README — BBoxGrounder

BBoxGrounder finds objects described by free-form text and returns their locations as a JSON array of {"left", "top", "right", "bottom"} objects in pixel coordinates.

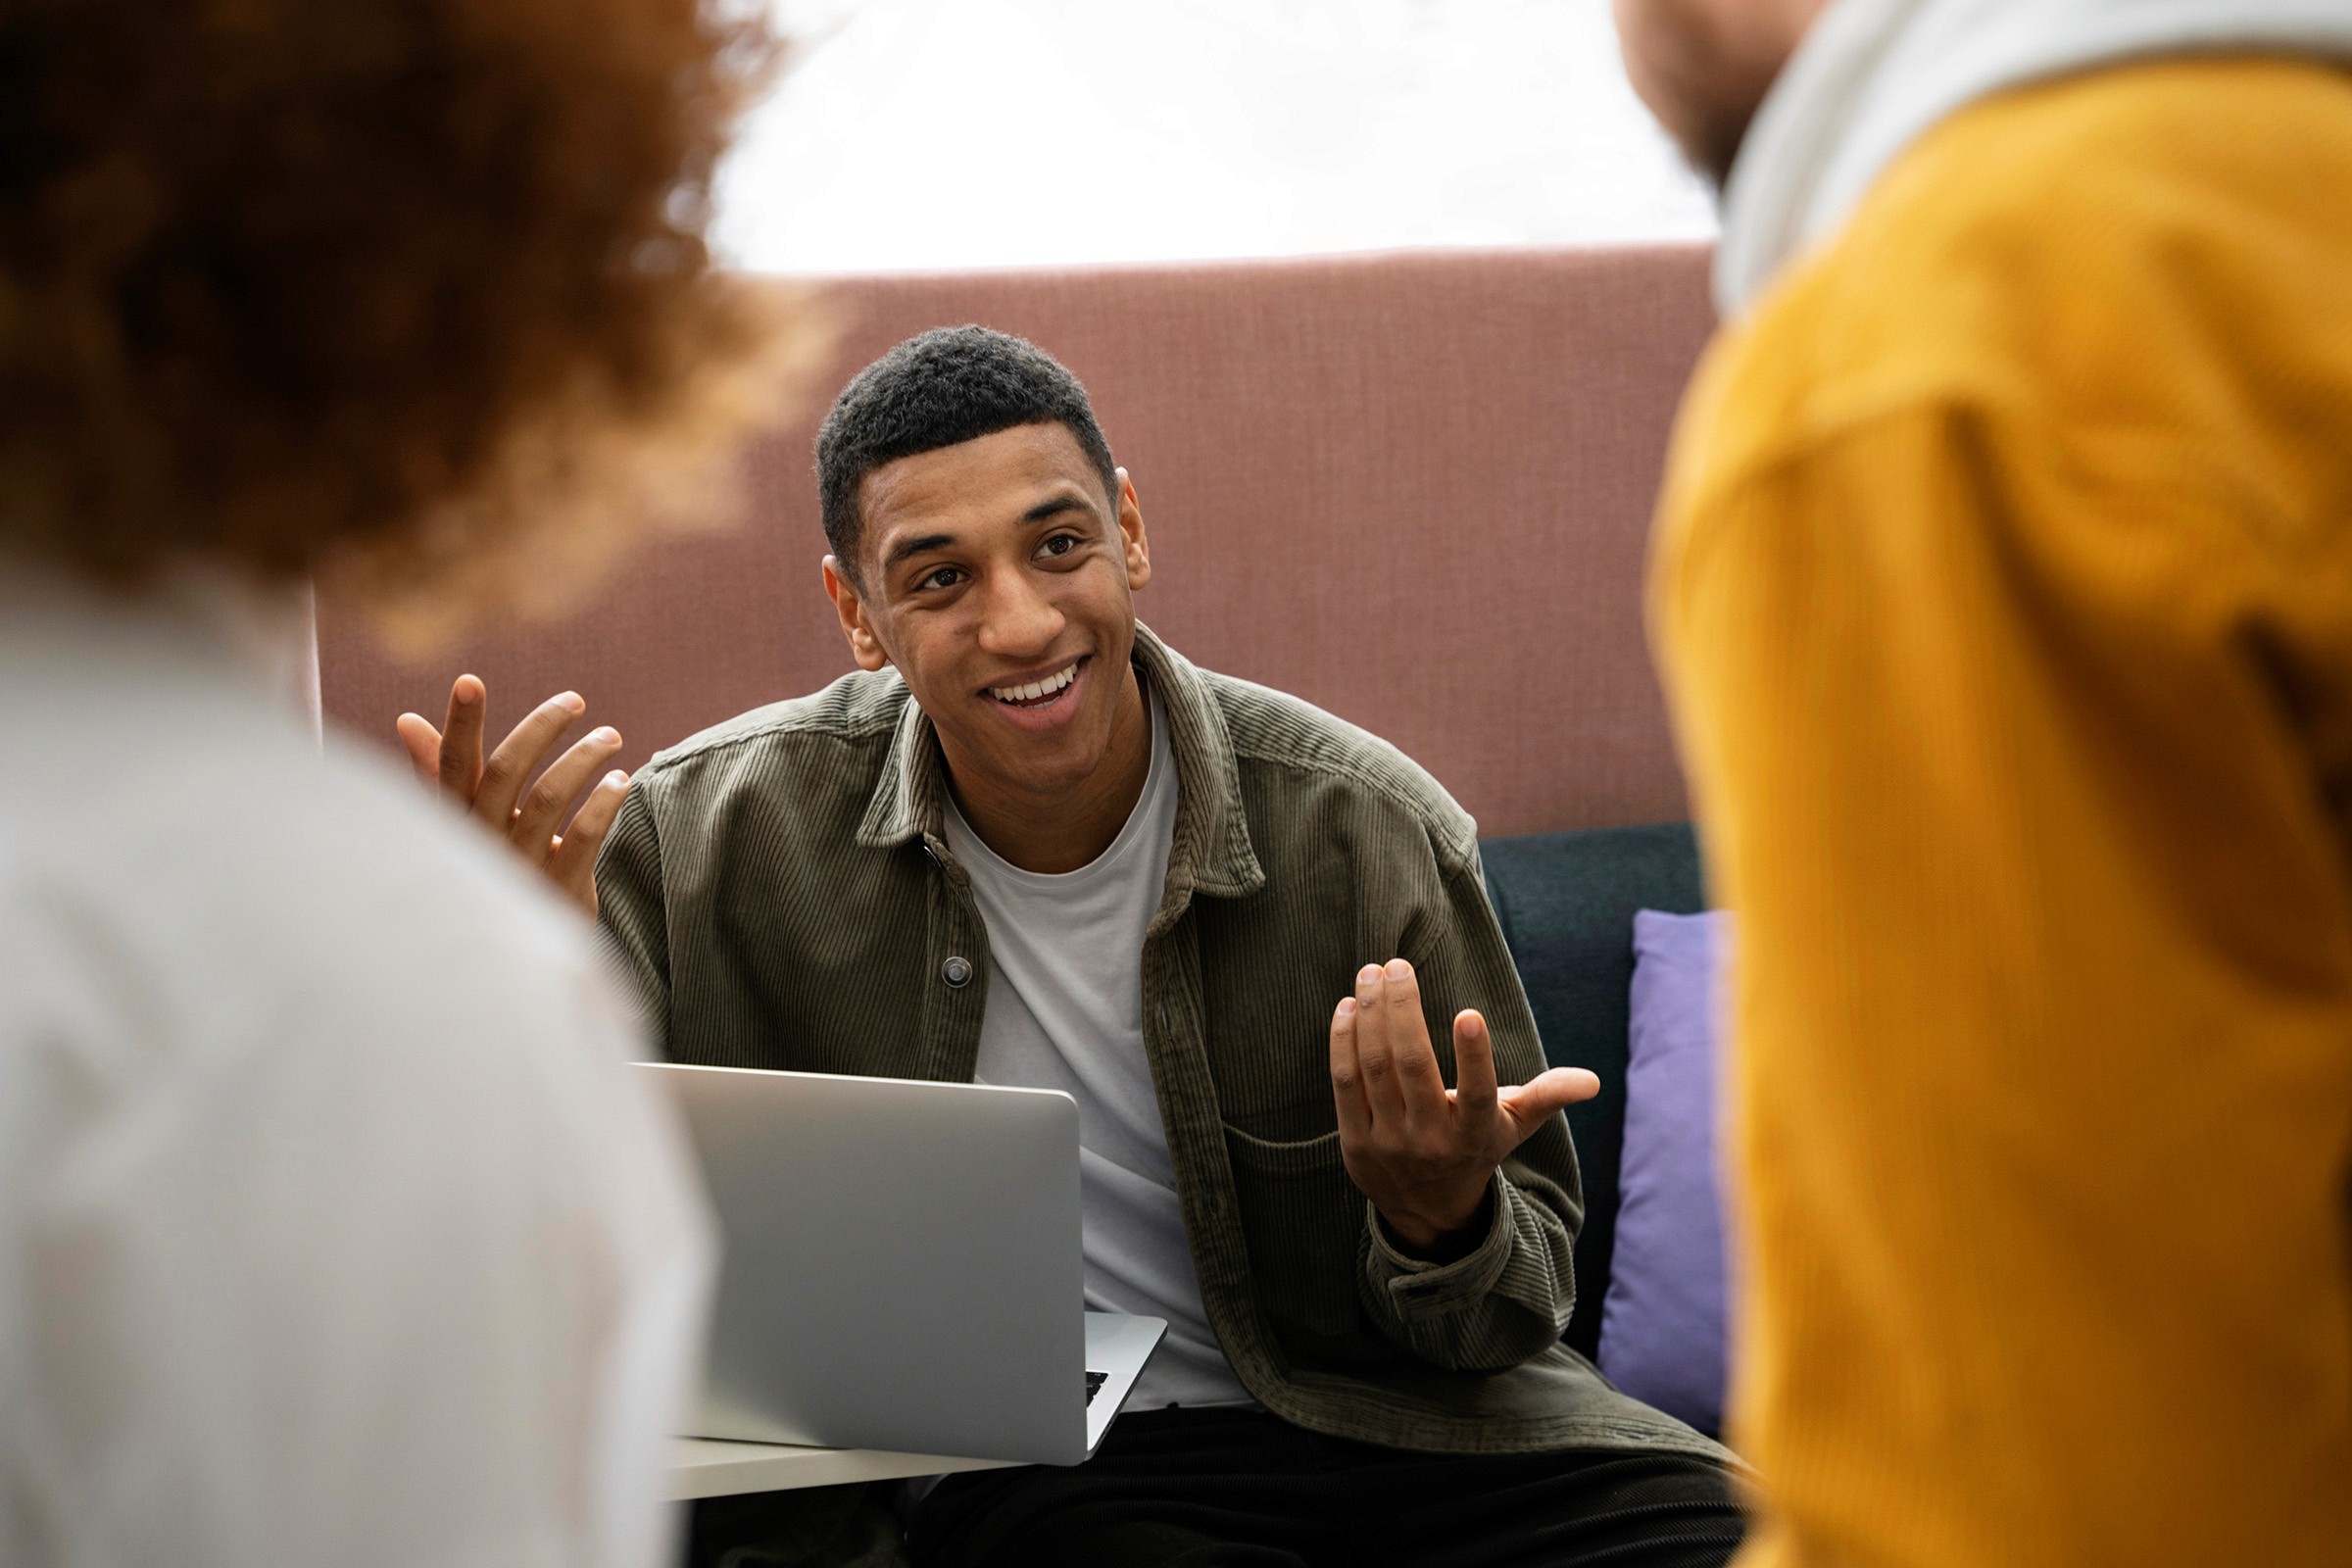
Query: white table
[{"left": 665, "top": 1438, "right": 1017, "bottom": 1501}]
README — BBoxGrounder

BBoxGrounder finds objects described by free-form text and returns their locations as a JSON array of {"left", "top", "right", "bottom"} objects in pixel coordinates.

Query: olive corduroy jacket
[{"left": 598, "top": 624, "right": 1721, "bottom": 1460}]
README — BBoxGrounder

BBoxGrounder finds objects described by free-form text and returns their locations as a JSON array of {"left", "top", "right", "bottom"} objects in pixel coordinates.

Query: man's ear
[
  {"left": 822, "top": 556, "right": 893, "bottom": 673},
  {"left": 1115, "top": 468, "right": 1151, "bottom": 593}
]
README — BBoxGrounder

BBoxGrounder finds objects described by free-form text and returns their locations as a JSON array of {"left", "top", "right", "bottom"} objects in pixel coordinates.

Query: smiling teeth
[{"left": 990, "top": 662, "right": 1078, "bottom": 704}]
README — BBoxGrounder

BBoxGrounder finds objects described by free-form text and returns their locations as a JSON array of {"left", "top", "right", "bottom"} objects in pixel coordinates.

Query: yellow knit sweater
[{"left": 1650, "top": 58, "right": 2352, "bottom": 1568}]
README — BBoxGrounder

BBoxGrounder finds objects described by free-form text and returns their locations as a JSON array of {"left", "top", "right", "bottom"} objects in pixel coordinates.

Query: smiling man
[{"left": 409, "top": 327, "right": 1742, "bottom": 1567}]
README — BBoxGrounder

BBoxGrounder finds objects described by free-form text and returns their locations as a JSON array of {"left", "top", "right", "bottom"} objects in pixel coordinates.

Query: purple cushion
[{"left": 1597, "top": 908, "right": 1733, "bottom": 1437}]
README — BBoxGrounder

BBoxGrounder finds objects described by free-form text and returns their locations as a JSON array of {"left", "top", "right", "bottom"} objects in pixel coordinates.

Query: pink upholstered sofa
[
  {"left": 318, "top": 244, "right": 1716, "bottom": 840},
  {"left": 316, "top": 243, "right": 1721, "bottom": 1369}
]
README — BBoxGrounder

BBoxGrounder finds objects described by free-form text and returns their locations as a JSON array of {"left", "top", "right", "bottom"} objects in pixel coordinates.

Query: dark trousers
[{"left": 907, "top": 1407, "right": 1746, "bottom": 1568}]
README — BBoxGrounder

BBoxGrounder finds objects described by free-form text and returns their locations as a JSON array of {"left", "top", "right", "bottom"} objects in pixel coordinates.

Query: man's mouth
[{"left": 986, "top": 659, "right": 1081, "bottom": 709}]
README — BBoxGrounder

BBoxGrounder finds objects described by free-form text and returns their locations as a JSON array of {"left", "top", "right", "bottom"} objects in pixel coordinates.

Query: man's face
[
  {"left": 824, "top": 420, "right": 1151, "bottom": 806},
  {"left": 1612, "top": 0, "right": 1823, "bottom": 188}
]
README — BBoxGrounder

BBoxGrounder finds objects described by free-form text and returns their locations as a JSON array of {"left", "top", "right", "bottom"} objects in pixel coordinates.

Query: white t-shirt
[
  {"left": 0, "top": 563, "right": 712, "bottom": 1568},
  {"left": 944, "top": 686, "right": 1253, "bottom": 1409}
]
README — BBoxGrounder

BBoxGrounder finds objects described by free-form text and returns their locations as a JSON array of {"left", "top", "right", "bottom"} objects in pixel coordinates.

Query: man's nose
[{"left": 975, "top": 568, "right": 1065, "bottom": 656}]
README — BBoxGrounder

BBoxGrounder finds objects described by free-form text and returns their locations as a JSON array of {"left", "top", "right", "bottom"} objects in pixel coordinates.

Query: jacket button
[{"left": 941, "top": 956, "right": 973, "bottom": 989}]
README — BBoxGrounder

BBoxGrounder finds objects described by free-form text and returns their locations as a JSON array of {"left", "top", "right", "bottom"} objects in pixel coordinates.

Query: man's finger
[
  {"left": 1353, "top": 963, "right": 1407, "bottom": 1125},
  {"left": 474, "top": 691, "right": 586, "bottom": 830},
  {"left": 1379, "top": 958, "right": 1448, "bottom": 1129},
  {"left": 393, "top": 712, "right": 442, "bottom": 787},
  {"left": 548, "top": 769, "right": 628, "bottom": 919},
  {"left": 439, "top": 674, "right": 488, "bottom": 802},
  {"left": 1329, "top": 996, "right": 1374, "bottom": 1144},
  {"left": 1495, "top": 1067, "right": 1603, "bottom": 1143},
  {"left": 1452, "top": 1008, "right": 1500, "bottom": 1122},
  {"left": 511, "top": 727, "right": 623, "bottom": 859}
]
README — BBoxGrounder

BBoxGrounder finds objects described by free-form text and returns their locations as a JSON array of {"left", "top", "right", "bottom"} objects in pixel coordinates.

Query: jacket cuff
[{"left": 1361, "top": 1172, "right": 1513, "bottom": 1322}]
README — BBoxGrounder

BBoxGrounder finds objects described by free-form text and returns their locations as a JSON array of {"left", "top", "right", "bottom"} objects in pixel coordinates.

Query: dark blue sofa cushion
[{"left": 1479, "top": 821, "right": 1704, "bottom": 1358}]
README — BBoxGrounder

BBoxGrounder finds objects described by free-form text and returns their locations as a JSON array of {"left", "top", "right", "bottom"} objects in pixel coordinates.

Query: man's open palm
[
  {"left": 395, "top": 674, "right": 629, "bottom": 918},
  {"left": 1329, "top": 958, "right": 1598, "bottom": 1257}
]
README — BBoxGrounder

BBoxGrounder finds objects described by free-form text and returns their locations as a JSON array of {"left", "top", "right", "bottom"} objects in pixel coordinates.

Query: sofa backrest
[
  {"left": 318, "top": 244, "right": 1716, "bottom": 839},
  {"left": 1483, "top": 822, "right": 1706, "bottom": 1358}
]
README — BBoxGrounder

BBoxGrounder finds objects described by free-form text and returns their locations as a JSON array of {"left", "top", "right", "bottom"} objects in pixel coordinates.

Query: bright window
[{"left": 714, "top": 0, "right": 1715, "bottom": 274}]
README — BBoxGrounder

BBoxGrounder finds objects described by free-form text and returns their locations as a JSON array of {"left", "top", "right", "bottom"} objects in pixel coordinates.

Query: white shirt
[
  {"left": 944, "top": 687, "right": 1253, "bottom": 1409},
  {"left": 0, "top": 563, "right": 713, "bottom": 1568}
]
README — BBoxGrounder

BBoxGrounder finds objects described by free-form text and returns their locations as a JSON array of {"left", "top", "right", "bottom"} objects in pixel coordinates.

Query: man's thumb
[{"left": 1497, "top": 1067, "right": 1600, "bottom": 1136}]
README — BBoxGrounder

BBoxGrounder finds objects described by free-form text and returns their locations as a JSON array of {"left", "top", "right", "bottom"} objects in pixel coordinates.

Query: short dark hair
[{"left": 815, "top": 325, "right": 1119, "bottom": 579}]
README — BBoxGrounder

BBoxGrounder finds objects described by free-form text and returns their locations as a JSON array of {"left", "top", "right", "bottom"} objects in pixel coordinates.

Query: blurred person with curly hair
[{"left": 0, "top": 1, "right": 814, "bottom": 1564}]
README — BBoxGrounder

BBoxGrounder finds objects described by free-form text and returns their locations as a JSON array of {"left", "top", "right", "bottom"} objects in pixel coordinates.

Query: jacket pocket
[{"left": 1220, "top": 1125, "right": 1374, "bottom": 1348}]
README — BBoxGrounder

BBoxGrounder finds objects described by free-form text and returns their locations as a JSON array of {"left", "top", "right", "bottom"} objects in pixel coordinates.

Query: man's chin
[
  {"left": 1616, "top": 1, "right": 1783, "bottom": 193},
  {"left": 931, "top": 697, "right": 1107, "bottom": 798},
  {"left": 1684, "top": 107, "right": 1751, "bottom": 194},
  {"left": 962, "top": 735, "right": 1106, "bottom": 806}
]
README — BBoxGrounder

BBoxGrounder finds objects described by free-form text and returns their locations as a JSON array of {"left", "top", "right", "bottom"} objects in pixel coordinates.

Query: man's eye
[
  {"left": 1039, "top": 534, "right": 1078, "bottom": 559},
  {"left": 918, "top": 565, "right": 962, "bottom": 590}
]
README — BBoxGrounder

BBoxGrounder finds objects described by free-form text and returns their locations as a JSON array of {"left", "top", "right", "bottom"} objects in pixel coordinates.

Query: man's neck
[{"left": 944, "top": 662, "right": 1152, "bottom": 875}]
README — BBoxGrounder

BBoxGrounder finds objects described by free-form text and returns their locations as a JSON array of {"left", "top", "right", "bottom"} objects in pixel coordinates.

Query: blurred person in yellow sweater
[{"left": 1612, "top": 1, "right": 2352, "bottom": 1565}]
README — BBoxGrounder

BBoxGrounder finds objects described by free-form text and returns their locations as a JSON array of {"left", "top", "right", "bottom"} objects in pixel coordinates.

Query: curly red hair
[{"left": 0, "top": 0, "right": 815, "bottom": 627}]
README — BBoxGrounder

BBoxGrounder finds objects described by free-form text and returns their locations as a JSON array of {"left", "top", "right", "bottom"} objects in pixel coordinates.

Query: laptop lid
[{"left": 644, "top": 1062, "right": 1105, "bottom": 1464}]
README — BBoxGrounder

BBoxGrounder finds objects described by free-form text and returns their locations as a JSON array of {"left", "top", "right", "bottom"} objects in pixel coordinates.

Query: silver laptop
[{"left": 641, "top": 1062, "right": 1165, "bottom": 1465}]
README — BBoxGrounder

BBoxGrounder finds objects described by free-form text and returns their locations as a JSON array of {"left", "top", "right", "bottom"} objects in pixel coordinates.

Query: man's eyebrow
[
  {"left": 881, "top": 531, "right": 957, "bottom": 570},
  {"left": 1023, "top": 494, "right": 1094, "bottom": 524}
]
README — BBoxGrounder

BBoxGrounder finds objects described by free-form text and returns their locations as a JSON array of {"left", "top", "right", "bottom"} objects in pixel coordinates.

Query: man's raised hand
[
  {"left": 394, "top": 674, "right": 629, "bottom": 918},
  {"left": 1329, "top": 958, "right": 1600, "bottom": 1259}
]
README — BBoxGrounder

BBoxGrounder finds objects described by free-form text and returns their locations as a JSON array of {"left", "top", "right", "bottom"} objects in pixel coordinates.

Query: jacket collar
[
  {"left": 855, "top": 621, "right": 1264, "bottom": 900},
  {"left": 1715, "top": 0, "right": 2352, "bottom": 315}
]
